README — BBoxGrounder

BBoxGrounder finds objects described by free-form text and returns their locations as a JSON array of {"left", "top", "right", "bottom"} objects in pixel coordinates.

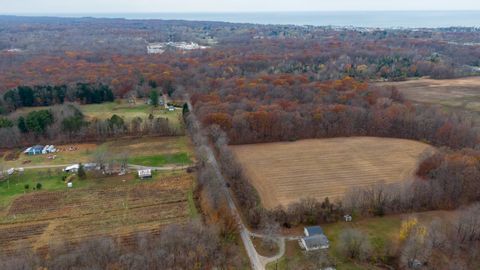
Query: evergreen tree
[
  {"left": 150, "top": 90, "right": 159, "bottom": 107},
  {"left": 77, "top": 163, "right": 87, "bottom": 179}
]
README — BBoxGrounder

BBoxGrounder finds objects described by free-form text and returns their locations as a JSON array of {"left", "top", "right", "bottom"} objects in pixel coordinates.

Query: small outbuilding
[
  {"left": 138, "top": 169, "right": 152, "bottom": 179},
  {"left": 64, "top": 164, "right": 80, "bottom": 173}
]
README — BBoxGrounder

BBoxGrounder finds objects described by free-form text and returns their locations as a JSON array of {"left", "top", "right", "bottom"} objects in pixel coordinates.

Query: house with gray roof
[
  {"left": 304, "top": 226, "right": 324, "bottom": 237},
  {"left": 301, "top": 234, "right": 330, "bottom": 251},
  {"left": 300, "top": 225, "right": 330, "bottom": 251}
]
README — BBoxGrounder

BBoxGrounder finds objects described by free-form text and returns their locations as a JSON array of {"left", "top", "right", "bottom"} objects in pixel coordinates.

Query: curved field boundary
[{"left": 231, "top": 137, "right": 432, "bottom": 209}]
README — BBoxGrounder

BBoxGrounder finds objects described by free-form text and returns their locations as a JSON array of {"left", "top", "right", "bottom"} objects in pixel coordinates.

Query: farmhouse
[
  {"left": 300, "top": 226, "right": 330, "bottom": 251},
  {"left": 301, "top": 234, "right": 330, "bottom": 251},
  {"left": 138, "top": 169, "right": 152, "bottom": 179}
]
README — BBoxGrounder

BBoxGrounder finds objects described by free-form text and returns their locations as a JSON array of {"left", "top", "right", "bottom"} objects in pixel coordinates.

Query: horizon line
[{"left": 2, "top": 10, "right": 480, "bottom": 15}]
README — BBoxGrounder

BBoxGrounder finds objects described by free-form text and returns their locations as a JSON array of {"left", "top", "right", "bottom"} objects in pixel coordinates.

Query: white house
[
  {"left": 300, "top": 234, "right": 330, "bottom": 251},
  {"left": 300, "top": 226, "right": 330, "bottom": 251}
]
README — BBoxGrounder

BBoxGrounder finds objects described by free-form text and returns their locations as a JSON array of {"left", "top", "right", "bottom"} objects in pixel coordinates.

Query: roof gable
[{"left": 303, "top": 234, "right": 329, "bottom": 248}]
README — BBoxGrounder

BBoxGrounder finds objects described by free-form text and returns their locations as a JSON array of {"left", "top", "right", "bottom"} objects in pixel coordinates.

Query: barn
[{"left": 24, "top": 145, "right": 44, "bottom": 155}]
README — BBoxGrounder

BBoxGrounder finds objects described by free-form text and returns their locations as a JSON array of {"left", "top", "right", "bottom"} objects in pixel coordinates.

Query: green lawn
[
  {"left": 268, "top": 212, "right": 451, "bottom": 270},
  {"left": 0, "top": 169, "right": 90, "bottom": 208},
  {"left": 80, "top": 101, "right": 183, "bottom": 127},
  {"left": 128, "top": 152, "right": 192, "bottom": 167},
  {"left": 323, "top": 215, "right": 403, "bottom": 270}
]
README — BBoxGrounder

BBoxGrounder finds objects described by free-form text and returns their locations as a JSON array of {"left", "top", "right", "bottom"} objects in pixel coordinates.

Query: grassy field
[
  {"left": 0, "top": 169, "right": 196, "bottom": 255},
  {"left": 80, "top": 100, "right": 182, "bottom": 123},
  {"left": 267, "top": 211, "right": 454, "bottom": 270},
  {"left": 129, "top": 152, "right": 192, "bottom": 167},
  {"left": 231, "top": 137, "right": 431, "bottom": 209},
  {"left": 14, "top": 99, "right": 183, "bottom": 128},
  {"left": 377, "top": 77, "right": 480, "bottom": 112},
  {"left": 1, "top": 136, "right": 193, "bottom": 168}
]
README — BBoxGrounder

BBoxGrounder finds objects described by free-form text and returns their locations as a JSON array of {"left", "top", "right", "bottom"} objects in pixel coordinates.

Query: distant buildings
[
  {"left": 300, "top": 226, "right": 330, "bottom": 251},
  {"left": 147, "top": 42, "right": 209, "bottom": 54}
]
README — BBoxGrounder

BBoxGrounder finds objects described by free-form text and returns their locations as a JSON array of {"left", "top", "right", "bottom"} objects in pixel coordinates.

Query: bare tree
[
  {"left": 338, "top": 228, "right": 371, "bottom": 261},
  {"left": 92, "top": 146, "right": 109, "bottom": 172}
]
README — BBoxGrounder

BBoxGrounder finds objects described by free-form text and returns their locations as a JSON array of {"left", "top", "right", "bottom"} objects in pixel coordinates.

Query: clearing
[
  {"left": 231, "top": 137, "right": 431, "bottom": 209},
  {"left": 377, "top": 77, "right": 480, "bottom": 112},
  {"left": 13, "top": 99, "right": 184, "bottom": 128}
]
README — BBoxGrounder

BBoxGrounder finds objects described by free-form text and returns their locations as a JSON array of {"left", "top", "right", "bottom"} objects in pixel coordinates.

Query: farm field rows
[
  {"left": 377, "top": 77, "right": 480, "bottom": 112},
  {"left": 0, "top": 172, "right": 194, "bottom": 255},
  {"left": 232, "top": 137, "right": 431, "bottom": 209}
]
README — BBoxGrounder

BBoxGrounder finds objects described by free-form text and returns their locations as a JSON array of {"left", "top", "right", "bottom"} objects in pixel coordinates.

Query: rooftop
[{"left": 305, "top": 226, "right": 324, "bottom": 236}]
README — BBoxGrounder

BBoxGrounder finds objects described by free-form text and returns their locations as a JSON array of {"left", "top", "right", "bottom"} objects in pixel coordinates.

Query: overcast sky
[{"left": 0, "top": 0, "right": 479, "bottom": 13}]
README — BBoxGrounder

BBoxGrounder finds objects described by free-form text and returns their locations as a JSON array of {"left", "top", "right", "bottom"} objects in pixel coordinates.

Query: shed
[
  {"left": 300, "top": 234, "right": 330, "bottom": 251},
  {"left": 304, "top": 226, "right": 324, "bottom": 237},
  {"left": 138, "top": 169, "right": 152, "bottom": 179}
]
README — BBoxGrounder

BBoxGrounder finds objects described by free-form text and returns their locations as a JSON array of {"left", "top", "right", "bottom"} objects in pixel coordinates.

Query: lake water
[{"left": 9, "top": 11, "right": 480, "bottom": 28}]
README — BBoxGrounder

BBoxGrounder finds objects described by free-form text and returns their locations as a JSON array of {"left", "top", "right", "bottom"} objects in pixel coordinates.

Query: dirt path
[{"left": 15, "top": 164, "right": 191, "bottom": 171}]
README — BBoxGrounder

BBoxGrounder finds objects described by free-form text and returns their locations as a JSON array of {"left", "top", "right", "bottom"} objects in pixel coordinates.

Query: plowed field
[{"left": 232, "top": 137, "right": 431, "bottom": 209}]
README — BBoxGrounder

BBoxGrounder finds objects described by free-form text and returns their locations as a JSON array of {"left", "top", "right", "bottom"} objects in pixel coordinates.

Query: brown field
[
  {"left": 377, "top": 76, "right": 480, "bottom": 112},
  {"left": 232, "top": 137, "right": 431, "bottom": 209},
  {"left": 0, "top": 173, "right": 193, "bottom": 255}
]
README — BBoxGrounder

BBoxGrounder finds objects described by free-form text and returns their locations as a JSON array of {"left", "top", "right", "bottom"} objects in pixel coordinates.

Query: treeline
[
  {"left": 194, "top": 76, "right": 479, "bottom": 150},
  {"left": 0, "top": 104, "right": 182, "bottom": 148},
  {"left": 0, "top": 221, "right": 246, "bottom": 270},
  {"left": 2, "top": 83, "right": 114, "bottom": 112},
  {"left": 340, "top": 148, "right": 480, "bottom": 218}
]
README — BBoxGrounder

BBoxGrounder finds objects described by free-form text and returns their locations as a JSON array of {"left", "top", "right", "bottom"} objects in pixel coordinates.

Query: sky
[{"left": 0, "top": 0, "right": 479, "bottom": 14}]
